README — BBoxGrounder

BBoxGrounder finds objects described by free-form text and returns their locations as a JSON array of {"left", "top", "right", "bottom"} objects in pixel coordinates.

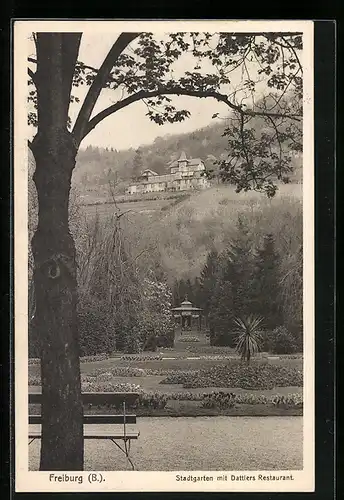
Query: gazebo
[{"left": 171, "top": 296, "right": 202, "bottom": 332}]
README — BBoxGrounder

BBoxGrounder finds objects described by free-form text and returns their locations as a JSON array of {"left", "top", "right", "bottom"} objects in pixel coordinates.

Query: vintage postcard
[{"left": 14, "top": 19, "right": 314, "bottom": 492}]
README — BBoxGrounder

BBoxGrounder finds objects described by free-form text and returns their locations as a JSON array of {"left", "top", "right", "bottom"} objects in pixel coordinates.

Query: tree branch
[
  {"left": 73, "top": 32, "right": 141, "bottom": 144},
  {"left": 82, "top": 86, "right": 302, "bottom": 141},
  {"left": 280, "top": 36, "right": 303, "bottom": 74},
  {"left": 29, "top": 56, "right": 99, "bottom": 74}
]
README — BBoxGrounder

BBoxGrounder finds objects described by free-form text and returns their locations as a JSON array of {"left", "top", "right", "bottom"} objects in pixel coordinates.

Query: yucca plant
[{"left": 233, "top": 315, "right": 264, "bottom": 364}]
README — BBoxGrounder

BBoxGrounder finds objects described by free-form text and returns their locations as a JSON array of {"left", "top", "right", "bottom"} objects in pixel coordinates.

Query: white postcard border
[{"left": 14, "top": 19, "right": 314, "bottom": 493}]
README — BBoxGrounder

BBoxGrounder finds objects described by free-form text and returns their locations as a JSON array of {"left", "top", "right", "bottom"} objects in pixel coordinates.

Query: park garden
[
  {"left": 26, "top": 30, "right": 305, "bottom": 472},
  {"left": 29, "top": 185, "right": 303, "bottom": 419}
]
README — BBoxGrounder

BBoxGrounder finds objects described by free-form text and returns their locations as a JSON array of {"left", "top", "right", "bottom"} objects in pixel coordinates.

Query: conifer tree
[
  {"left": 132, "top": 148, "right": 143, "bottom": 180},
  {"left": 225, "top": 216, "right": 256, "bottom": 317},
  {"left": 207, "top": 218, "right": 257, "bottom": 345},
  {"left": 199, "top": 249, "right": 219, "bottom": 317},
  {"left": 251, "top": 233, "right": 283, "bottom": 330},
  {"left": 208, "top": 278, "right": 234, "bottom": 346}
]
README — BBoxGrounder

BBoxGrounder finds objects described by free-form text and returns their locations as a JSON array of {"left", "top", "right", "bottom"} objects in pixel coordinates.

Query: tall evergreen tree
[
  {"left": 199, "top": 250, "right": 219, "bottom": 317},
  {"left": 225, "top": 216, "right": 256, "bottom": 318},
  {"left": 207, "top": 217, "right": 257, "bottom": 345},
  {"left": 185, "top": 278, "right": 194, "bottom": 303},
  {"left": 208, "top": 279, "right": 234, "bottom": 346},
  {"left": 132, "top": 148, "right": 143, "bottom": 180},
  {"left": 251, "top": 233, "right": 283, "bottom": 330},
  {"left": 172, "top": 278, "right": 194, "bottom": 305},
  {"left": 193, "top": 276, "right": 203, "bottom": 308}
]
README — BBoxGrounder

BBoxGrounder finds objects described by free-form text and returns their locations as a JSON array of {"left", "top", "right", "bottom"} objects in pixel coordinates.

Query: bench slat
[
  {"left": 29, "top": 414, "right": 137, "bottom": 425},
  {"left": 29, "top": 429, "right": 140, "bottom": 440},
  {"left": 29, "top": 392, "right": 140, "bottom": 406}
]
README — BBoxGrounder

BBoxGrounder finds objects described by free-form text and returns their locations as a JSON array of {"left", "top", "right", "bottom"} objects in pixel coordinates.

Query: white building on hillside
[{"left": 126, "top": 151, "right": 210, "bottom": 194}]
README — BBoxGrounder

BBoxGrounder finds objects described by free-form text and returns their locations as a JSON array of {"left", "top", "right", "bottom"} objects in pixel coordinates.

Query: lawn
[{"left": 29, "top": 416, "right": 303, "bottom": 471}]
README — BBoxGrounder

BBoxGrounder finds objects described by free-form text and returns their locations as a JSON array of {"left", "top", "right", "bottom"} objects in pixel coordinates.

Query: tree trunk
[{"left": 31, "top": 33, "right": 84, "bottom": 471}]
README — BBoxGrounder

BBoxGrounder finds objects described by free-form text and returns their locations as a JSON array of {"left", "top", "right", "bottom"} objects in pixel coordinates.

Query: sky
[
  {"left": 27, "top": 30, "right": 303, "bottom": 151},
  {"left": 28, "top": 32, "right": 259, "bottom": 150},
  {"left": 71, "top": 33, "right": 235, "bottom": 150}
]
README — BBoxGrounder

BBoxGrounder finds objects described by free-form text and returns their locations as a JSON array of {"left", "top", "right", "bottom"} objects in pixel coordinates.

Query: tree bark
[{"left": 31, "top": 33, "right": 84, "bottom": 471}]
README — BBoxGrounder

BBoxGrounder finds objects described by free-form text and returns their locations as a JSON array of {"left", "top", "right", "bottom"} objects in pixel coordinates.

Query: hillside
[
  {"left": 78, "top": 183, "right": 302, "bottom": 283},
  {"left": 72, "top": 118, "right": 302, "bottom": 202}
]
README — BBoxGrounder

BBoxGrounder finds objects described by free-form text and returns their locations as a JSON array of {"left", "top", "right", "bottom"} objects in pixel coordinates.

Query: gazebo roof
[{"left": 181, "top": 299, "right": 192, "bottom": 307}]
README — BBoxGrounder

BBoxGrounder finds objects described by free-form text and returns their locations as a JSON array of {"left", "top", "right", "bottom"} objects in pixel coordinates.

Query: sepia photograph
[{"left": 14, "top": 20, "right": 314, "bottom": 492}]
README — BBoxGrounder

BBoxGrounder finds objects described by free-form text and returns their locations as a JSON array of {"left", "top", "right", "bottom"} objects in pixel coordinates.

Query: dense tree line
[{"left": 172, "top": 218, "right": 302, "bottom": 351}]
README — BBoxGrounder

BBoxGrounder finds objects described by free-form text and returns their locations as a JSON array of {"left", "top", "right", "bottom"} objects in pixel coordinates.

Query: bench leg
[{"left": 110, "top": 439, "right": 136, "bottom": 471}]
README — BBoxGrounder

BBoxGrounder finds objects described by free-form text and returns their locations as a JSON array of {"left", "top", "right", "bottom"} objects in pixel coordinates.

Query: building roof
[
  {"left": 169, "top": 157, "right": 203, "bottom": 169},
  {"left": 178, "top": 151, "right": 188, "bottom": 162},
  {"left": 141, "top": 168, "right": 159, "bottom": 176}
]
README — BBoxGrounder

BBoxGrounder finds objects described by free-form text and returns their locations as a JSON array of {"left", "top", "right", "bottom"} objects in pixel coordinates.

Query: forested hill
[
  {"left": 72, "top": 119, "right": 302, "bottom": 197},
  {"left": 72, "top": 120, "right": 228, "bottom": 192}
]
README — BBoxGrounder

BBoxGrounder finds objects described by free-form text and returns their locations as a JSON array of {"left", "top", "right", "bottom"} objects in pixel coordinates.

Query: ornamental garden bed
[
  {"left": 29, "top": 386, "right": 303, "bottom": 417},
  {"left": 29, "top": 350, "right": 303, "bottom": 417}
]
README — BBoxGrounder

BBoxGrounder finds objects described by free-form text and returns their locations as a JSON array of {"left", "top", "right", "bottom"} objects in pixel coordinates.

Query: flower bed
[
  {"left": 80, "top": 353, "right": 111, "bottom": 363},
  {"left": 84, "top": 366, "right": 146, "bottom": 379},
  {"left": 185, "top": 345, "right": 236, "bottom": 354},
  {"left": 159, "top": 363, "right": 303, "bottom": 390},
  {"left": 82, "top": 381, "right": 142, "bottom": 393},
  {"left": 120, "top": 354, "right": 162, "bottom": 361},
  {"left": 137, "top": 392, "right": 168, "bottom": 409},
  {"left": 159, "top": 370, "right": 199, "bottom": 385},
  {"left": 201, "top": 391, "right": 303, "bottom": 409},
  {"left": 29, "top": 353, "right": 113, "bottom": 365}
]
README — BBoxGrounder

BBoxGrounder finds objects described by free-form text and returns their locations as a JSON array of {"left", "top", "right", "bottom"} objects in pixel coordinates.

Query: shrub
[
  {"left": 270, "top": 326, "right": 298, "bottom": 354},
  {"left": 159, "top": 370, "right": 198, "bottom": 385},
  {"left": 136, "top": 392, "right": 168, "bottom": 409},
  {"left": 124, "top": 328, "right": 143, "bottom": 354},
  {"left": 270, "top": 393, "right": 303, "bottom": 408},
  {"left": 234, "top": 393, "right": 270, "bottom": 405},
  {"left": 201, "top": 391, "right": 303, "bottom": 408},
  {"left": 120, "top": 354, "right": 162, "bottom": 361},
  {"left": 78, "top": 297, "right": 115, "bottom": 356},
  {"left": 178, "top": 336, "right": 200, "bottom": 343},
  {"left": 184, "top": 345, "right": 236, "bottom": 354},
  {"left": 156, "top": 330, "right": 175, "bottom": 348},
  {"left": 80, "top": 353, "right": 110, "bottom": 363},
  {"left": 168, "top": 392, "right": 204, "bottom": 401},
  {"left": 81, "top": 381, "right": 142, "bottom": 393},
  {"left": 233, "top": 315, "right": 264, "bottom": 363},
  {"left": 84, "top": 366, "right": 147, "bottom": 379},
  {"left": 201, "top": 391, "right": 236, "bottom": 409}
]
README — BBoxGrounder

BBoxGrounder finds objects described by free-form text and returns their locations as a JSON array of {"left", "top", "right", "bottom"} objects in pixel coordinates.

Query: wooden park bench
[{"left": 29, "top": 392, "right": 140, "bottom": 470}]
